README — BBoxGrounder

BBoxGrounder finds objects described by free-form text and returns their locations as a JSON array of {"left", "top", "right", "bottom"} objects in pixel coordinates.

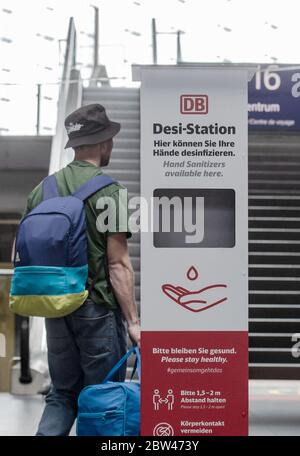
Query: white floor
[
  {"left": 249, "top": 380, "right": 300, "bottom": 436},
  {"left": 0, "top": 380, "right": 299, "bottom": 436}
]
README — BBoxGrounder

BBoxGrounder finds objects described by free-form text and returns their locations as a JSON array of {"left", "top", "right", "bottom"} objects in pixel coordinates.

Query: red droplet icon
[{"left": 187, "top": 266, "right": 198, "bottom": 281}]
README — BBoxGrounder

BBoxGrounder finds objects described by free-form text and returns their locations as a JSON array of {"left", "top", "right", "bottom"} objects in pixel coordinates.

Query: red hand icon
[{"left": 162, "top": 283, "right": 227, "bottom": 312}]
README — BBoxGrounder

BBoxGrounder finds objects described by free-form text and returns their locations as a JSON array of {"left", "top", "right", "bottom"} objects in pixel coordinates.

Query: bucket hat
[{"left": 64, "top": 103, "right": 121, "bottom": 149}]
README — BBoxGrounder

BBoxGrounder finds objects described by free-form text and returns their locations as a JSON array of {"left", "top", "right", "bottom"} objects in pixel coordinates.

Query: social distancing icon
[{"left": 153, "top": 389, "right": 175, "bottom": 411}]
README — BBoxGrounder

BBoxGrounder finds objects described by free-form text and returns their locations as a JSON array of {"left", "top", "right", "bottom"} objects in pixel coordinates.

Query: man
[{"left": 21, "top": 103, "right": 140, "bottom": 436}]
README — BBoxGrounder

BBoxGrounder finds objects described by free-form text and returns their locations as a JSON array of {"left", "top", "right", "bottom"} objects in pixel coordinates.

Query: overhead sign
[
  {"left": 137, "top": 65, "right": 250, "bottom": 436},
  {"left": 248, "top": 64, "right": 300, "bottom": 131}
]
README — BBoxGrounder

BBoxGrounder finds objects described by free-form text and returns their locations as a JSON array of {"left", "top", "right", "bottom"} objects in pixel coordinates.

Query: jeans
[{"left": 36, "top": 298, "right": 127, "bottom": 436}]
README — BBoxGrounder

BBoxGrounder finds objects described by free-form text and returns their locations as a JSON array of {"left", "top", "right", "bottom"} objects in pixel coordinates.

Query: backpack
[
  {"left": 76, "top": 346, "right": 140, "bottom": 436},
  {"left": 9, "top": 173, "right": 115, "bottom": 318}
]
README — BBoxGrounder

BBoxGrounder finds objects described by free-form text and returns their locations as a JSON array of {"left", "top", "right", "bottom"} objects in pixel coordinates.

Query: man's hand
[{"left": 128, "top": 321, "right": 141, "bottom": 347}]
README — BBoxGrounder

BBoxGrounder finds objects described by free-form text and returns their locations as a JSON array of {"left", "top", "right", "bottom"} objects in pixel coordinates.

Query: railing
[
  {"left": 0, "top": 82, "right": 58, "bottom": 136},
  {"left": 49, "top": 17, "right": 82, "bottom": 174}
]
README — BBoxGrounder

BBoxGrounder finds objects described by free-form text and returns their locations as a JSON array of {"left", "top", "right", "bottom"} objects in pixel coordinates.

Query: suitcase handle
[{"left": 102, "top": 345, "right": 140, "bottom": 383}]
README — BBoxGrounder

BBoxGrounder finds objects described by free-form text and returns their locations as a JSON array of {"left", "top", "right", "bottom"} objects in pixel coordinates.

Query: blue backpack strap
[
  {"left": 103, "top": 346, "right": 140, "bottom": 383},
  {"left": 43, "top": 174, "right": 59, "bottom": 201},
  {"left": 72, "top": 174, "right": 116, "bottom": 201}
]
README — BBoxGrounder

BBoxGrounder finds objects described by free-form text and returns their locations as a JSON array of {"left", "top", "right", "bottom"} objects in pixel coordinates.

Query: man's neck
[{"left": 75, "top": 157, "right": 100, "bottom": 167}]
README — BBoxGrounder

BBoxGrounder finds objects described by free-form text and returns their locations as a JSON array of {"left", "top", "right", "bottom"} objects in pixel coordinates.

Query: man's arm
[{"left": 107, "top": 233, "right": 140, "bottom": 347}]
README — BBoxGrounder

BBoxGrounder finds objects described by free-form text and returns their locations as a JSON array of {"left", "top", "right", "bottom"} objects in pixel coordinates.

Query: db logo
[{"left": 180, "top": 94, "right": 208, "bottom": 114}]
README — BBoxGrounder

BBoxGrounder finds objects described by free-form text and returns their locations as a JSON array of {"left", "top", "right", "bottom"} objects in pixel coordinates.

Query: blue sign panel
[{"left": 248, "top": 64, "right": 300, "bottom": 131}]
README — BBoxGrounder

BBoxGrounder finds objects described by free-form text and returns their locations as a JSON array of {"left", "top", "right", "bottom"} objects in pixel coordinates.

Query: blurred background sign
[{"left": 248, "top": 64, "right": 300, "bottom": 131}]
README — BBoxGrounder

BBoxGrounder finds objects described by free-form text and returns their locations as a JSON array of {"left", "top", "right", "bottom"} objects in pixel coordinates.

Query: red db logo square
[{"left": 180, "top": 94, "right": 208, "bottom": 114}]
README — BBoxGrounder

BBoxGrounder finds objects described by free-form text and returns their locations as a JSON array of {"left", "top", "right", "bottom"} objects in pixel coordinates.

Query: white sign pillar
[{"left": 134, "top": 64, "right": 255, "bottom": 436}]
